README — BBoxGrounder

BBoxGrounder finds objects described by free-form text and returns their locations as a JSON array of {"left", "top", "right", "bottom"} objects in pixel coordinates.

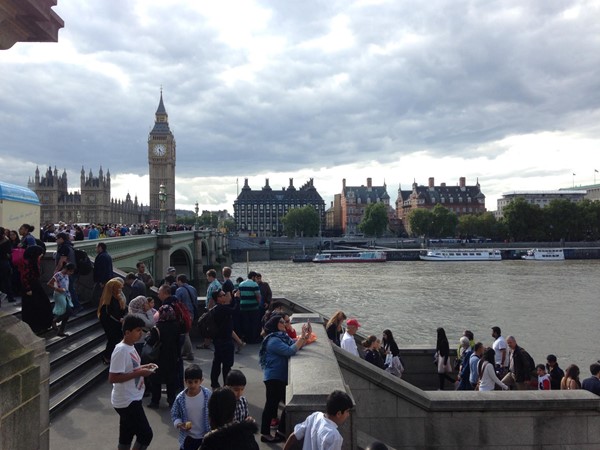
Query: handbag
[{"left": 141, "top": 327, "right": 161, "bottom": 364}]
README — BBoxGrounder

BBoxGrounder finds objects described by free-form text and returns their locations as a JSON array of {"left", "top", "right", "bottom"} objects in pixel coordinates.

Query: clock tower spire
[{"left": 148, "top": 89, "right": 176, "bottom": 225}]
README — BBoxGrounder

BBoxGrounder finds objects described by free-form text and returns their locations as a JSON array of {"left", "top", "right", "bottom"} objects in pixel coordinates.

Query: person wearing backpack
[
  {"left": 175, "top": 274, "right": 198, "bottom": 361},
  {"left": 55, "top": 232, "right": 82, "bottom": 314},
  {"left": 501, "top": 336, "right": 532, "bottom": 390},
  {"left": 157, "top": 284, "right": 189, "bottom": 392},
  {"left": 209, "top": 289, "right": 237, "bottom": 389}
]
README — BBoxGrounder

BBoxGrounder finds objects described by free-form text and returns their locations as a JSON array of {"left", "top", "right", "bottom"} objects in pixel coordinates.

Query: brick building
[
  {"left": 340, "top": 178, "right": 392, "bottom": 235},
  {"left": 396, "top": 177, "right": 486, "bottom": 222}
]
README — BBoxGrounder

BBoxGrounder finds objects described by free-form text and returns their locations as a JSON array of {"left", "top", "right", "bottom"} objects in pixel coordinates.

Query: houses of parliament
[{"left": 28, "top": 93, "right": 176, "bottom": 226}]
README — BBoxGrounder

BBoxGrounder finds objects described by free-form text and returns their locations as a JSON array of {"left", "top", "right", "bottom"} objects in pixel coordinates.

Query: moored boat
[
  {"left": 419, "top": 249, "right": 502, "bottom": 261},
  {"left": 312, "top": 251, "right": 387, "bottom": 263},
  {"left": 522, "top": 248, "right": 565, "bottom": 260}
]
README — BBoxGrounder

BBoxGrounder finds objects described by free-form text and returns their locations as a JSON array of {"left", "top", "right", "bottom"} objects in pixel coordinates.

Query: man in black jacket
[
  {"left": 210, "top": 289, "right": 236, "bottom": 389},
  {"left": 501, "top": 336, "right": 531, "bottom": 390},
  {"left": 546, "top": 354, "right": 565, "bottom": 390},
  {"left": 92, "top": 242, "right": 113, "bottom": 305}
]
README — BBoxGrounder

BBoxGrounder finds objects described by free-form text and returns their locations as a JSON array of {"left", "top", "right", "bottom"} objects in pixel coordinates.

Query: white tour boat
[
  {"left": 312, "top": 251, "right": 387, "bottom": 263},
  {"left": 419, "top": 249, "right": 502, "bottom": 261},
  {"left": 522, "top": 248, "right": 565, "bottom": 260}
]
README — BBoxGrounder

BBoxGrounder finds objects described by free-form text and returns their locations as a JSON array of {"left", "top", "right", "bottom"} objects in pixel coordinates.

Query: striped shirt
[{"left": 239, "top": 279, "right": 260, "bottom": 311}]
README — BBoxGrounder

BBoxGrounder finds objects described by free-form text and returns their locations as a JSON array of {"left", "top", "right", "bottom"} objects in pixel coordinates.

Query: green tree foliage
[
  {"left": 358, "top": 202, "right": 389, "bottom": 237},
  {"left": 431, "top": 204, "right": 458, "bottom": 237},
  {"left": 406, "top": 208, "right": 433, "bottom": 237},
  {"left": 457, "top": 211, "right": 504, "bottom": 240},
  {"left": 502, "top": 197, "right": 543, "bottom": 241},
  {"left": 282, "top": 205, "right": 320, "bottom": 237}
]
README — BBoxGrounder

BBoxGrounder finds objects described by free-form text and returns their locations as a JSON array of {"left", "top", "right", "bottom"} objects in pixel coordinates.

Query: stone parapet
[
  {"left": 286, "top": 313, "right": 356, "bottom": 449},
  {"left": 334, "top": 346, "right": 600, "bottom": 449},
  {"left": 0, "top": 314, "right": 49, "bottom": 450}
]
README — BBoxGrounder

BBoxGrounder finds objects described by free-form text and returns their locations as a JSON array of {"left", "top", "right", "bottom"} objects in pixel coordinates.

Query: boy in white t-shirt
[
  {"left": 109, "top": 315, "right": 156, "bottom": 450},
  {"left": 171, "top": 364, "right": 212, "bottom": 450},
  {"left": 536, "top": 364, "right": 551, "bottom": 390},
  {"left": 283, "top": 390, "right": 354, "bottom": 450}
]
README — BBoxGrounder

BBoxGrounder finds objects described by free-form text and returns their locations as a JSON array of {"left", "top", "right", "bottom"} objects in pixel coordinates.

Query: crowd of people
[
  {"left": 326, "top": 311, "right": 600, "bottom": 398},
  {"left": 104, "top": 267, "right": 362, "bottom": 450},
  {"left": 40, "top": 222, "right": 195, "bottom": 242}
]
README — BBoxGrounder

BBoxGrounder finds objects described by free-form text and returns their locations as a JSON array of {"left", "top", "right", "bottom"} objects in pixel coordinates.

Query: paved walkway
[{"left": 49, "top": 339, "right": 283, "bottom": 450}]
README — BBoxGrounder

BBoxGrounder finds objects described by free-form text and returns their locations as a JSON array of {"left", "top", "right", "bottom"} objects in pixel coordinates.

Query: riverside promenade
[{"left": 49, "top": 341, "right": 278, "bottom": 450}]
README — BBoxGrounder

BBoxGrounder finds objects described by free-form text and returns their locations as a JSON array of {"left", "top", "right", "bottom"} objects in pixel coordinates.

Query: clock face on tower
[{"left": 153, "top": 143, "right": 166, "bottom": 156}]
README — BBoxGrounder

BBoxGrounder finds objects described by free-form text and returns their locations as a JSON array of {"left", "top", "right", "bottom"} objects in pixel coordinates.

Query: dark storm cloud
[{"left": 2, "top": 0, "right": 600, "bottom": 204}]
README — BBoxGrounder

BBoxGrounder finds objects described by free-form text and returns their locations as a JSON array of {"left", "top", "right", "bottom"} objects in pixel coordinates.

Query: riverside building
[
  {"left": 233, "top": 178, "right": 325, "bottom": 237},
  {"left": 495, "top": 190, "right": 587, "bottom": 219},
  {"left": 340, "top": 178, "right": 393, "bottom": 236},
  {"left": 396, "top": 176, "right": 486, "bottom": 223}
]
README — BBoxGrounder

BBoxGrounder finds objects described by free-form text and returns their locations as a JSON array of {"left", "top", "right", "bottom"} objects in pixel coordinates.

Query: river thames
[{"left": 231, "top": 259, "right": 599, "bottom": 370}]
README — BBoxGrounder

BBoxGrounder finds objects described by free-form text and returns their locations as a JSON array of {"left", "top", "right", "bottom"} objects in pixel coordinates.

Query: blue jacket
[
  {"left": 259, "top": 332, "right": 298, "bottom": 382},
  {"left": 171, "top": 386, "right": 211, "bottom": 447}
]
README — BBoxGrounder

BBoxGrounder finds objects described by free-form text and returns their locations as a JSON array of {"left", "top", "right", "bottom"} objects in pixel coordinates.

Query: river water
[{"left": 231, "top": 260, "right": 600, "bottom": 370}]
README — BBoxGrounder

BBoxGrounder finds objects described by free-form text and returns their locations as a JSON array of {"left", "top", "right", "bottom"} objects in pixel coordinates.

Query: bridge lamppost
[
  {"left": 194, "top": 201, "right": 199, "bottom": 231},
  {"left": 158, "top": 184, "right": 167, "bottom": 234},
  {"left": 76, "top": 210, "right": 81, "bottom": 223}
]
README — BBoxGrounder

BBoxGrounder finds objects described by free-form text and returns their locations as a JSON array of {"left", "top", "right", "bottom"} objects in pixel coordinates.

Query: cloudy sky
[{"left": 2, "top": 0, "right": 600, "bottom": 214}]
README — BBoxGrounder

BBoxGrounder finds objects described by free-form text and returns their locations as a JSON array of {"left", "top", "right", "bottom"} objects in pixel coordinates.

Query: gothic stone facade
[
  {"left": 148, "top": 92, "right": 176, "bottom": 225},
  {"left": 28, "top": 166, "right": 145, "bottom": 225}
]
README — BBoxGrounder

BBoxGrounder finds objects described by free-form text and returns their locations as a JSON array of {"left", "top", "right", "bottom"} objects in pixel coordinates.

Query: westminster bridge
[{"left": 60, "top": 229, "right": 231, "bottom": 287}]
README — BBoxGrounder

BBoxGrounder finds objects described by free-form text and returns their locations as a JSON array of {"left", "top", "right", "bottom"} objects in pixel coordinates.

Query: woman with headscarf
[
  {"left": 20, "top": 244, "right": 53, "bottom": 333},
  {"left": 97, "top": 277, "right": 127, "bottom": 364},
  {"left": 146, "top": 304, "right": 183, "bottom": 408},
  {"left": 128, "top": 295, "right": 155, "bottom": 354},
  {"left": 435, "top": 327, "right": 456, "bottom": 390},
  {"left": 258, "top": 314, "right": 309, "bottom": 443}
]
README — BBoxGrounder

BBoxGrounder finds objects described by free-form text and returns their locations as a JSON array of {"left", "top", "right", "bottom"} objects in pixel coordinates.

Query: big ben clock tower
[{"left": 148, "top": 90, "right": 176, "bottom": 225}]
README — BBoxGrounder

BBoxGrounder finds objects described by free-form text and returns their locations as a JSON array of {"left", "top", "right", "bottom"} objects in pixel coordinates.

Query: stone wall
[
  {"left": 335, "top": 347, "right": 600, "bottom": 449},
  {"left": 0, "top": 315, "right": 49, "bottom": 450},
  {"left": 287, "top": 313, "right": 356, "bottom": 450}
]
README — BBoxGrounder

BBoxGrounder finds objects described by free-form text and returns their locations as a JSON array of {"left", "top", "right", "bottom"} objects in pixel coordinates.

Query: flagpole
[{"left": 573, "top": 173, "right": 575, "bottom": 188}]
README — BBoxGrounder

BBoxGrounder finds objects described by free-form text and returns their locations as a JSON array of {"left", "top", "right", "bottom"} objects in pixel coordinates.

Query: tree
[
  {"left": 431, "top": 204, "right": 458, "bottom": 237},
  {"left": 501, "top": 197, "right": 543, "bottom": 241},
  {"left": 358, "top": 202, "right": 389, "bottom": 237},
  {"left": 281, "top": 205, "right": 320, "bottom": 237},
  {"left": 406, "top": 208, "right": 434, "bottom": 237}
]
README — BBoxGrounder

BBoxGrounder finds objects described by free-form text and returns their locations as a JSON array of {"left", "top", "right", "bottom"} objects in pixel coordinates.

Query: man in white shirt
[
  {"left": 491, "top": 326, "right": 508, "bottom": 376},
  {"left": 340, "top": 318, "right": 361, "bottom": 357}
]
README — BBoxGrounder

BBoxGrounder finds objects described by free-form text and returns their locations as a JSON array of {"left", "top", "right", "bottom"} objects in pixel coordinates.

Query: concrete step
[
  {"left": 49, "top": 340, "right": 108, "bottom": 420},
  {"left": 49, "top": 353, "right": 108, "bottom": 419}
]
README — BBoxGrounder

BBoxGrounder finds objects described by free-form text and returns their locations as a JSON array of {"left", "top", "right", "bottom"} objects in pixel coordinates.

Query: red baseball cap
[{"left": 346, "top": 318, "right": 361, "bottom": 328}]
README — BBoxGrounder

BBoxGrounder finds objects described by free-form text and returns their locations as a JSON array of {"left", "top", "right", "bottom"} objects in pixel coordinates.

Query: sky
[{"left": 2, "top": 0, "right": 600, "bottom": 214}]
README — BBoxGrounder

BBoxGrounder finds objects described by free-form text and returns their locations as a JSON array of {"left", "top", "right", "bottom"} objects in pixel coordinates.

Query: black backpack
[
  {"left": 74, "top": 248, "right": 93, "bottom": 275},
  {"left": 197, "top": 307, "right": 219, "bottom": 339}
]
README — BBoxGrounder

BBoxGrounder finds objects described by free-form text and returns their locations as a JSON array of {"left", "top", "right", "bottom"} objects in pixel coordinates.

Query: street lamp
[
  {"left": 76, "top": 210, "right": 81, "bottom": 223},
  {"left": 194, "top": 201, "right": 199, "bottom": 230},
  {"left": 158, "top": 184, "right": 167, "bottom": 234}
]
